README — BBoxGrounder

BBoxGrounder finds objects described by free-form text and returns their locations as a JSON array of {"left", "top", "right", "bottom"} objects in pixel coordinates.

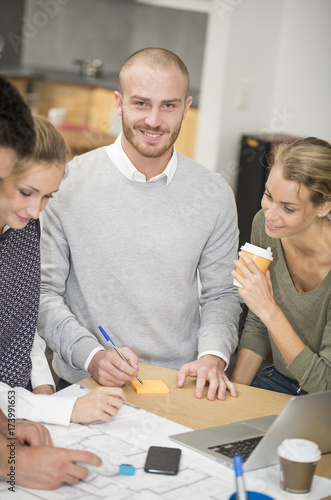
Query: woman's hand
[
  {"left": 232, "top": 253, "right": 306, "bottom": 365},
  {"left": 71, "top": 386, "right": 126, "bottom": 424},
  {"left": 33, "top": 384, "right": 54, "bottom": 395},
  {"left": 231, "top": 252, "right": 276, "bottom": 324}
]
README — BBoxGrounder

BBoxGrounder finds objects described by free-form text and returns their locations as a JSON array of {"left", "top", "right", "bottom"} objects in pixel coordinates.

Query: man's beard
[{"left": 121, "top": 113, "right": 184, "bottom": 158}]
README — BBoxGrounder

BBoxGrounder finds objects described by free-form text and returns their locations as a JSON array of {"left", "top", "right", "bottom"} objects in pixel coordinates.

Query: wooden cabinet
[
  {"left": 8, "top": 77, "right": 39, "bottom": 112},
  {"left": 39, "top": 81, "right": 90, "bottom": 126},
  {"left": 8, "top": 77, "right": 26, "bottom": 95},
  {"left": 175, "top": 106, "right": 198, "bottom": 159},
  {"left": 87, "top": 87, "right": 117, "bottom": 134}
]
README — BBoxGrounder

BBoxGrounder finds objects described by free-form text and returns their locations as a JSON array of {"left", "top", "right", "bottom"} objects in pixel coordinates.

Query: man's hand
[
  {"left": 16, "top": 446, "right": 101, "bottom": 489},
  {"left": 176, "top": 354, "right": 237, "bottom": 401},
  {"left": 88, "top": 348, "right": 140, "bottom": 386},
  {"left": 14, "top": 421, "right": 53, "bottom": 446},
  {"left": 0, "top": 411, "right": 51, "bottom": 446}
]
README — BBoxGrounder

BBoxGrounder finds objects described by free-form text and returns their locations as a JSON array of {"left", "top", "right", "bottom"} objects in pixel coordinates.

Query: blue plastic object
[
  {"left": 118, "top": 464, "right": 136, "bottom": 475},
  {"left": 229, "top": 492, "right": 274, "bottom": 500}
]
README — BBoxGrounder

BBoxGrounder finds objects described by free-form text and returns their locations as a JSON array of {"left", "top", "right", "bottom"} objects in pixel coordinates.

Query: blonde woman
[
  {"left": 0, "top": 116, "right": 125, "bottom": 426},
  {"left": 232, "top": 138, "right": 331, "bottom": 395}
]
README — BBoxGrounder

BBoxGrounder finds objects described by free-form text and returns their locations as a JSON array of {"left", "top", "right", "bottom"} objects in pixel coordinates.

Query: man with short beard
[{"left": 38, "top": 48, "right": 241, "bottom": 402}]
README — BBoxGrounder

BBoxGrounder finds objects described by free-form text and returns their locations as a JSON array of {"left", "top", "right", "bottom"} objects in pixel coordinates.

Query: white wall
[
  {"left": 273, "top": 0, "right": 331, "bottom": 139},
  {"left": 196, "top": 0, "right": 331, "bottom": 193}
]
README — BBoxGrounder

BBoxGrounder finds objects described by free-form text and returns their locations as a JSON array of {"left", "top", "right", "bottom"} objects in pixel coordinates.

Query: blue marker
[
  {"left": 98, "top": 326, "right": 143, "bottom": 385},
  {"left": 233, "top": 456, "right": 247, "bottom": 500}
]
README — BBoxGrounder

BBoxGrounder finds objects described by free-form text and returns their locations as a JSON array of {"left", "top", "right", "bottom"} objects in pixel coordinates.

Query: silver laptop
[{"left": 170, "top": 390, "right": 331, "bottom": 471}]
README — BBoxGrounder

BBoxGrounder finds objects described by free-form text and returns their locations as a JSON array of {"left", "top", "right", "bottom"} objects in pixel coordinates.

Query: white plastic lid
[
  {"left": 277, "top": 439, "right": 321, "bottom": 463},
  {"left": 240, "top": 243, "right": 273, "bottom": 261}
]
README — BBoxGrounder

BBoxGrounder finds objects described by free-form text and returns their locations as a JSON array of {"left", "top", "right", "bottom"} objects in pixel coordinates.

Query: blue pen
[
  {"left": 233, "top": 456, "right": 247, "bottom": 500},
  {"left": 98, "top": 326, "right": 143, "bottom": 385}
]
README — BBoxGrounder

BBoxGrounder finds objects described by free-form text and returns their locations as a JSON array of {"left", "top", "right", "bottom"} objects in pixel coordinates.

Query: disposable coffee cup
[
  {"left": 48, "top": 107, "right": 66, "bottom": 128},
  {"left": 277, "top": 439, "right": 321, "bottom": 494},
  {"left": 233, "top": 243, "right": 273, "bottom": 288}
]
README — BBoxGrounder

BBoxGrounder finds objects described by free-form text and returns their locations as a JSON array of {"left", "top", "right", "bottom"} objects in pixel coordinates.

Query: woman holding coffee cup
[{"left": 231, "top": 137, "right": 331, "bottom": 395}]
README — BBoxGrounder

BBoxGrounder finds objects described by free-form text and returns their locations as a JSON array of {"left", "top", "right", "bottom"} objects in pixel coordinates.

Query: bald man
[{"left": 38, "top": 48, "right": 241, "bottom": 401}]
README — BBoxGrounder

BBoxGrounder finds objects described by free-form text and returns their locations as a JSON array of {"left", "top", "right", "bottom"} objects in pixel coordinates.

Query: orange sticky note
[{"left": 130, "top": 380, "right": 169, "bottom": 394}]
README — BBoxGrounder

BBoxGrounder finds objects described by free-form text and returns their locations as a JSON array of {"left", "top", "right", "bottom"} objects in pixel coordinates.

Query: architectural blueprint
[{"left": 1, "top": 385, "right": 330, "bottom": 499}]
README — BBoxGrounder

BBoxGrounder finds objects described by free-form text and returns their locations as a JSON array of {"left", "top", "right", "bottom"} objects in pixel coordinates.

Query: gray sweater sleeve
[
  {"left": 38, "top": 187, "right": 102, "bottom": 374},
  {"left": 198, "top": 175, "right": 241, "bottom": 363}
]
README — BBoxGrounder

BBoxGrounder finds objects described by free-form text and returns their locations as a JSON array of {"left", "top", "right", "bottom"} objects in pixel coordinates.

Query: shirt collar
[{"left": 105, "top": 133, "right": 177, "bottom": 186}]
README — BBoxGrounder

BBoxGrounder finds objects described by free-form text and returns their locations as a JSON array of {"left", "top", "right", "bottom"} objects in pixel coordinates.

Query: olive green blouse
[{"left": 239, "top": 209, "right": 331, "bottom": 393}]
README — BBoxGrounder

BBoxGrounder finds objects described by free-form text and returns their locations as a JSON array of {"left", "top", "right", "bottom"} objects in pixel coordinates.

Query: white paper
[{"left": 1, "top": 383, "right": 330, "bottom": 499}]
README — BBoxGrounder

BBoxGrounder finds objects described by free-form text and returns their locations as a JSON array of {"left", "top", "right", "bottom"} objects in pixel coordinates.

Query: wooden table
[{"left": 80, "top": 362, "right": 331, "bottom": 482}]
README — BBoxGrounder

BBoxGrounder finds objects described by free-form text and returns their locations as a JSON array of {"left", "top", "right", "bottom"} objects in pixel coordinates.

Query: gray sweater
[
  {"left": 239, "top": 210, "right": 331, "bottom": 393},
  {"left": 38, "top": 147, "right": 241, "bottom": 383}
]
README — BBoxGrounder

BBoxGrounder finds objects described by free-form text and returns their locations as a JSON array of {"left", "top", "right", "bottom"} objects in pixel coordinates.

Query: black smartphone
[{"left": 144, "top": 446, "right": 181, "bottom": 475}]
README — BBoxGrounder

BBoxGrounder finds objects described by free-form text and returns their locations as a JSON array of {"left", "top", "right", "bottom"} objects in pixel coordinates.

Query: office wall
[
  {"left": 198, "top": 0, "right": 331, "bottom": 191},
  {"left": 3, "top": 0, "right": 330, "bottom": 194},
  {"left": 198, "top": 0, "right": 285, "bottom": 190},
  {"left": 273, "top": 0, "right": 331, "bottom": 140},
  {"left": 20, "top": 0, "right": 207, "bottom": 92},
  {"left": 0, "top": 0, "right": 25, "bottom": 67}
]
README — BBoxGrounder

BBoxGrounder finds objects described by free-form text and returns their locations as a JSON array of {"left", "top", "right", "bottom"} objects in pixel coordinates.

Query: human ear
[
  {"left": 317, "top": 201, "right": 331, "bottom": 218},
  {"left": 183, "top": 96, "right": 193, "bottom": 118},
  {"left": 114, "top": 91, "right": 123, "bottom": 116}
]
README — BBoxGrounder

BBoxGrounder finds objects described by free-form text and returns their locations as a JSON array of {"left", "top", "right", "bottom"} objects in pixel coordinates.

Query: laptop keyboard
[{"left": 208, "top": 436, "right": 263, "bottom": 462}]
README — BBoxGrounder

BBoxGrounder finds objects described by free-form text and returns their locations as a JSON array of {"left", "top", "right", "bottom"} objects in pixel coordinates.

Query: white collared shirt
[{"left": 104, "top": 133, "right": 177, "bottom": 185}]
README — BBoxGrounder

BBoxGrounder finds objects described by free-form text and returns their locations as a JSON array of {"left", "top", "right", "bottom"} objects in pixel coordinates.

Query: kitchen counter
[
  {"left": 0, "top": 66, "right": 200, "bottom": 105},
  {"left": 0, "top": 66, "right": 119, "bottom": 90}
]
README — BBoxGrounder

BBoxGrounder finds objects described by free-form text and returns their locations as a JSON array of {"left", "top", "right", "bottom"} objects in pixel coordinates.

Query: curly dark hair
[{"left": 0, "top": 74, "right": 35, "bottom": 157}]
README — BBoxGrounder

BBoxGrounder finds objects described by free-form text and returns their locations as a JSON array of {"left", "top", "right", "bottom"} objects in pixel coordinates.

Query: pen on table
[
  {"left": 233, "top": 456, "right": 247, "bottom": 500},
  {"left": 98, "top": 325, "right": 143, "bottom": 385},
  {"left": 79, "top": 385, "right": 91, "bottom": 392}
]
